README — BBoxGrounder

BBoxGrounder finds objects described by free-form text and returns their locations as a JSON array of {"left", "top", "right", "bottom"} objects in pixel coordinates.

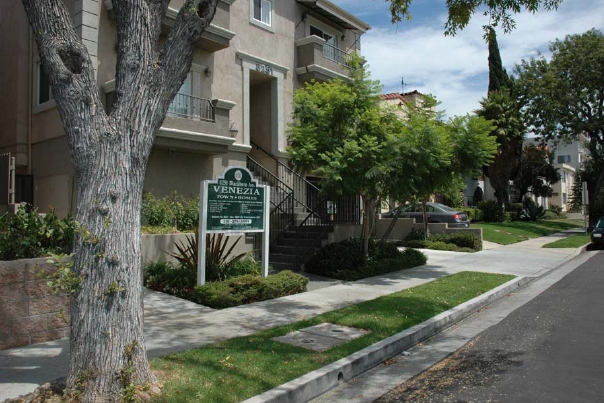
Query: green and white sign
[
  {"left": 205, "top": 167, "right": 265, "bottom": 232},
  {"left": 198, "top": 167, "right": 270, "bottom": 285}
]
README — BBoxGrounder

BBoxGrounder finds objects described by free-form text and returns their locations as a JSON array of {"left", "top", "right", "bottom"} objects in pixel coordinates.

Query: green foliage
[
  {"left": 0, "top": 205, "right": 75, "bottom": 261},
  {"left": 477, "top": 200, "right": 505, "bottom": 222},
  {"left": 403, "top": 231, "right": 482, "bottom": 252},
  {"left": 487, "top": 27, "right": 512, "bottom": 93},
  {"left": 166, "top": 232, "right": 247, "bottom": 283},
  {"left": 548, "top": 205, "right": 563, "bottom": 215},
  {"left": 386, "top": 0, "right": 562, "bottom": 36},
  {"left": 512, "top": 143, "right": 559, "bottom": 201},
  {"left": 459, "top": 208, "right": 483, "bottom": 222},
  {"left": 141, "top": 192, "right": 199, "bottom": 231},
  {"left": 477, "top": 90, "right": 525, "bottom": 206},
  {"left": 140, "top": 226, "right": 181, "bottom": 234},
  {"left": 404, "top": 228, "right": 426, "bottom": 241},
  {"left": 144, "top": 261, "right": 196, "bottom": 299},
  {"left": 304, "top": 238, "right": 426, "bottom": 281},
  {"left": 41, "top": 253, "right": 80, "bottom": 295},
  {"left": 515, "top": 30, "right": 604, "bottom": 222},
  {"left": 520, "top": 198, "right": 546, "bottom": 221},
  {"left": 193, "top": 271, "right": 308, "bottom": 309}
]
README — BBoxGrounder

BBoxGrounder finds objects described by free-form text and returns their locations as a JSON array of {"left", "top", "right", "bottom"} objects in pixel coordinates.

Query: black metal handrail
[
  {"left": 246, "top": 156, "right": 294, "bottom": 244},
  {"left": 167, "top": 93, "right": 214, "bottom": 122}
]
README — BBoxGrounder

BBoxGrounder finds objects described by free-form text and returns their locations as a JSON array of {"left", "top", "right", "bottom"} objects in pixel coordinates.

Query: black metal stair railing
[{"left": 246, "top": 155, "right": 294, "bottom": 244}]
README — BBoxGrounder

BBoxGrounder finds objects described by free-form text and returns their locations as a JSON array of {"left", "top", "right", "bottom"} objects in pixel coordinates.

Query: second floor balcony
[
  {"left": 295, "top": 35, "right": 352, "bottom": 82},
  {"left": 167, "top": 93, "right": 215, "bottom": 122}
]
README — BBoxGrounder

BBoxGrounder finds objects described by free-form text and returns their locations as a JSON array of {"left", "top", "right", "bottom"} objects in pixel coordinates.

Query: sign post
[{"left": 198, "top": 167, "right": 269, "bottom": 285}]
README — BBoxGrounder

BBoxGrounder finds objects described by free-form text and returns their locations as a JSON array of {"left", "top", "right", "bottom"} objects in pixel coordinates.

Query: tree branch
[{"left": 22, "top": 0, "right": 105, "bottom": 175}]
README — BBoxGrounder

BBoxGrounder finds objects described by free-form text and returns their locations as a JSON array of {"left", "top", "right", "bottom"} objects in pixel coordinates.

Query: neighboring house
[
  {"left": 524, "top": 134, "right": 588, "bottom": 211},
  {"left": 379, "top": 90, "right": 427, "bottom": 120},
  {"left": 0, "top": 0, "right": 369, "bottom": 213}
]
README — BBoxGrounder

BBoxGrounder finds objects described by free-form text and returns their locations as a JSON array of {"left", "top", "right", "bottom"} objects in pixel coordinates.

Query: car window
[
  {"left": 401, "top": 205, "right": 415, "bottom": 212},
  {"left": 596, "top": 219, "right": 604, "bottom": 229},
  {"left": 434, "top": 203, "right": 456, "bottom": 212},
  {"left": 426, "top": 206, "right": 434, "bottom": 212}
]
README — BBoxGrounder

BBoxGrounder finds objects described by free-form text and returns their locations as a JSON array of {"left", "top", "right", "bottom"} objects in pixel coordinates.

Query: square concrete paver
[{"left": 272, "top": 323, "right": 370, "bottom": 352}]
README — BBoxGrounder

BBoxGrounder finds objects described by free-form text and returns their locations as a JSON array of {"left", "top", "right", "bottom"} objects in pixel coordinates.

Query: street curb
[{"left": 241, "top": 276, "right": 533, "bottom": 403}]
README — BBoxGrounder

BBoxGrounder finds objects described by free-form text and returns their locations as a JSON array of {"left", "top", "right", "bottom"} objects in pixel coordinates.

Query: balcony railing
[
  {"left": 323, "top": 42, "right": 350, "bottom": 68},
  {"left": 167, "top": 93, "right": 214, "bottom": 122}
]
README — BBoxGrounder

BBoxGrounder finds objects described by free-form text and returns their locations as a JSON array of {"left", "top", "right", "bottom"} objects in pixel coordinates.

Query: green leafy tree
[
  {"left": 477, "top": 90, "right": 525, "bottom": 206},
  {"left": 387, "top": 0, "right": 562, "bottom": 35},
  {"left": 288, "top": 56, "right": 397, "bottom": 253},
  {"left": 385, "top": 106, "right": 497, "bottom": 236},
  {"left": 487, "top": 27, "right": 512, "bottom": 93},
  {"left": 512, "top": 144, "right": 560, "bottom": 201},
  {"left": 20, "top": 0, "right": 220, "bottom": 400},
  {"left": 515, "top": 29, "right": 604, "bottom": 224}
]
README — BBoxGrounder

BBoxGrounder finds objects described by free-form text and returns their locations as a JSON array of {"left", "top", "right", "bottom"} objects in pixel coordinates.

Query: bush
[
  {"left": 141, "top": 192, "right": 199, "bottom": 231},
  {"left": 477, "top": 200, "right": 504, "bottom": 222},
  {"left": 542, "top": 211, "right": 559, "bottom": 220},
  {"left": 404, "top": 228, "right": 426, "bottom": 241},
  {"left": 429, "top": 232, "right": 482, "bottom": 251},
  {"left": 548, "top": 205, "right": 563, "bottom": 215},
  {"left": 193, "top": 271, "right": 308, "bottom": 309},
  {"left": 0, "top": 205, "right": 75, "bottom": 261},
  {"left": 304, "top": 238, "right": 426, "bottom": 281},
  {"left": 144, "top": 261, "right": 196, "bottom": 299},
  {"left": 405, "top": 240, "right": 475, "bottom": 252},
  {"left": 520, "top": 198, "right": 545, "bottom": 221},
  {"left": 459, "top": 208, "right": 482, "bottom": 222}
]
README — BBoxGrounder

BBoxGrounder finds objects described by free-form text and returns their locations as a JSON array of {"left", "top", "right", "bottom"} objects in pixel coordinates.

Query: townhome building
[{"left": 0, "top": 0, "right": 370, "bottom": 222}]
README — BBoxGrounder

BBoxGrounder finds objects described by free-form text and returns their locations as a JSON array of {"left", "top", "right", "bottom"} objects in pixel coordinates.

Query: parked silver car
[{"left": 382, "top": 202, "right": 471, "bottom": 228}]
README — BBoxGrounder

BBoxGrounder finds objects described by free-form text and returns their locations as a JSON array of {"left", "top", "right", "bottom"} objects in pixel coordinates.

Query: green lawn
[
  {"left": 473, "top": 219, "right": 584, "bottom": 245},
  {"left": 151, "top": 272, "right": 514, "bottom": 403},
  {"left": 542, "top": 234, "right": 591, "bottom": 248}
]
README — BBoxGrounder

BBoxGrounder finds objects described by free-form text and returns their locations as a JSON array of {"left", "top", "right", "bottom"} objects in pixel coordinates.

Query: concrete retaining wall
[{"left": 0, "top": 258, "right": 70, "bottom": 350}]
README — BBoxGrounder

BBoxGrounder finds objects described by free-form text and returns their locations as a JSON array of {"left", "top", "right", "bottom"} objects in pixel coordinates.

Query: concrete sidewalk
[{"left": 0, "top": 230, "right": 588, "bottom": 402}]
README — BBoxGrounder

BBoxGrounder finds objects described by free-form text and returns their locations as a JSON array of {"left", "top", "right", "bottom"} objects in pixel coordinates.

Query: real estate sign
[{"left": 199, "top": 167, "right": 270, "bottom": 285}]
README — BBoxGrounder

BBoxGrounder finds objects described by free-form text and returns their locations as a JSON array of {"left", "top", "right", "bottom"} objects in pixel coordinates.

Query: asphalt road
[{"left": 374, "top": 250, "right": 604, "bottom": 403}]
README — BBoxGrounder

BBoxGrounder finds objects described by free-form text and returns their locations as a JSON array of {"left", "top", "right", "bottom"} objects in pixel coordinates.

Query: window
[
  {"left": 253, "top": 0, "right": 271, "bottom": 26},
  {"left": 557, "top": 155, "right": 571, "bottom": 164},
  {"left": 562, "top": 193, "right": 567, "bottom": 204},
  {"left": 38, "top": 64, "right": 53, "bottom": 105},
  {"left": 560, "top": 171, "right": 566, "bottom": 183},
  {"left": 168, "top": 73, "right": 192, "bottom": 117}
]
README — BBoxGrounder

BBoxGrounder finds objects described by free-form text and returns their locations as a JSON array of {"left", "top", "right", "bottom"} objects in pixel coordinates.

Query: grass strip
[
  {"left": 474, "top": 219, "right": 583, "bottom": 245},
  {"left": 151, "top": 271, "right": 514, "bottom": 403},
  {"left": 542, "top": 234, "right": 591, "bottom": 248}
]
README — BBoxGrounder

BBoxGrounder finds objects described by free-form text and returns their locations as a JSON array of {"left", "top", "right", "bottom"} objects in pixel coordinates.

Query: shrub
[
  {"left": 430, "top": 232, "right": 482, "bottom": 251},
  {"left": 141, "top": 226, "right": 181, "bottom": 234},
  {"left": 548, "top": 205, "right": 563, "bottom": 215},
  {"left": 144, "top": 261, "right": 196, "bottom": 299},
  {"left": 0, "top": 205, "right": 75, "bottom": 261},
  {"left": 520, "top": 198, "right": 545, "bottom": 221},
  {"left": 404, "top": 228, "right": 426, "bottom": 241},
  {"left": 193, "top": 270, "right": 308, "bottom": 309},
  {"left": 542, "top": 211, "right": 559, "bottom": 220},
  {"left": 477, "top": 200, "right": 504, "bottom": 222},
  {"left": 459, "top": 208, "right": 482, "bottom": 222},
  {"left": 304, "top": 238, "right": 427, "bottom": 281},
  {"left": 405, "top": 240, "right": 475, "bottom": 252},
  {"left": 141, "top": 192, "right": 199, "bottom": 231}
]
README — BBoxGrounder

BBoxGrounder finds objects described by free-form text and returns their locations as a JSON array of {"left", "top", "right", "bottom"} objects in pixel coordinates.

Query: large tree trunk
[
  {"left": 67, "top": 127, "right": 152, "bottom": 401},
  {"left": 21, "top": 0, "right": 219, "bottom": 401}
]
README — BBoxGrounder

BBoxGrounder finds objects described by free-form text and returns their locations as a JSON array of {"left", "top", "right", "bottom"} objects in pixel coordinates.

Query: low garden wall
[{"left": 0, "top": 258, "right": 69, "bottom": 350}]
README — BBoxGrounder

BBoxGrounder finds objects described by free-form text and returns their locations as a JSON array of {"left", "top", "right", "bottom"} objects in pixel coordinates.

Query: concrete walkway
[{"left": 0, "top": 230, "right": 588, "bottom": 402}]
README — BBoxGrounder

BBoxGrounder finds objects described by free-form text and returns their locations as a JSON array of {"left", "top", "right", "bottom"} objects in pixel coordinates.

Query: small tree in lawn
[
  {"left": 20, "top": 0, "right": 220, "bottom": 401},
  {"left": 288, "top": 56, "right": 397, "bottom": 254},
  {"left": 386, "top": 105, "right": 497, "bottom": 238}
]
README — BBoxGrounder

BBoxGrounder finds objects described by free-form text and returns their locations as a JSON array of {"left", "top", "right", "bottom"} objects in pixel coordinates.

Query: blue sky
[{"left": 331, "top": 0, "right": 604, "bottom": 118}]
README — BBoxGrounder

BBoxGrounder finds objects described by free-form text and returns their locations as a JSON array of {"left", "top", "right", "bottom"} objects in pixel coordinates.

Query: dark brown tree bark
[{"left": 20, "top": 0, "right": 218, "bottom": 401}]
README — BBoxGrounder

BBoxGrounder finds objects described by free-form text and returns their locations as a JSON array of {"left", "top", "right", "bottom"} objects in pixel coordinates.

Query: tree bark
[{"left": 21, "top": 0, "right": 218, "bottom": 401}]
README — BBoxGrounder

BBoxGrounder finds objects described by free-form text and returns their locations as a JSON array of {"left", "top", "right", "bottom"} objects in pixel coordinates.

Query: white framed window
[
  {"left": 560, "top": 171, "right": 566, "bottom": 183},
  {"left": 168, "top": 73, "right": 192, "bottom": 117},
  {"left": 250, "top": 0, "right": 273, "bottom": 31},
  {"left": 33, "top": 61, "right": 56, "bottom": 113},
  {"left": 557, "top": 155, "right": 571, "bottom": 164}
]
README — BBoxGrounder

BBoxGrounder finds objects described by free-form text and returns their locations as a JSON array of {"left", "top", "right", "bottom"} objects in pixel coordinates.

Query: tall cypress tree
[
  {"left": 487, "top": 27, "right": 510, "bottom": 93},
  {"left": 480, "top": 26, "right": 524, "bottom": 206}
]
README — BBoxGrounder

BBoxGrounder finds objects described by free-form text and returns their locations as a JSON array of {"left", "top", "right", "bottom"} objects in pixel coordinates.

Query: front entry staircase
[{"left": 246, "top": 142, "right": 360, "bottom": 271}]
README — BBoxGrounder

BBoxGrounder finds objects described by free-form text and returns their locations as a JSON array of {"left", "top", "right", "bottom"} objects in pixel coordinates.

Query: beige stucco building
[{"left": 0, "top": 0, "right": 370, "bottom": 218}]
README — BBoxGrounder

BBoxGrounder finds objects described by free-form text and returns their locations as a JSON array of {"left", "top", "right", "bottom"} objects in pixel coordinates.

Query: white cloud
[{"left": 333, "top": 0, "right": 604, "bottom": 118}]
